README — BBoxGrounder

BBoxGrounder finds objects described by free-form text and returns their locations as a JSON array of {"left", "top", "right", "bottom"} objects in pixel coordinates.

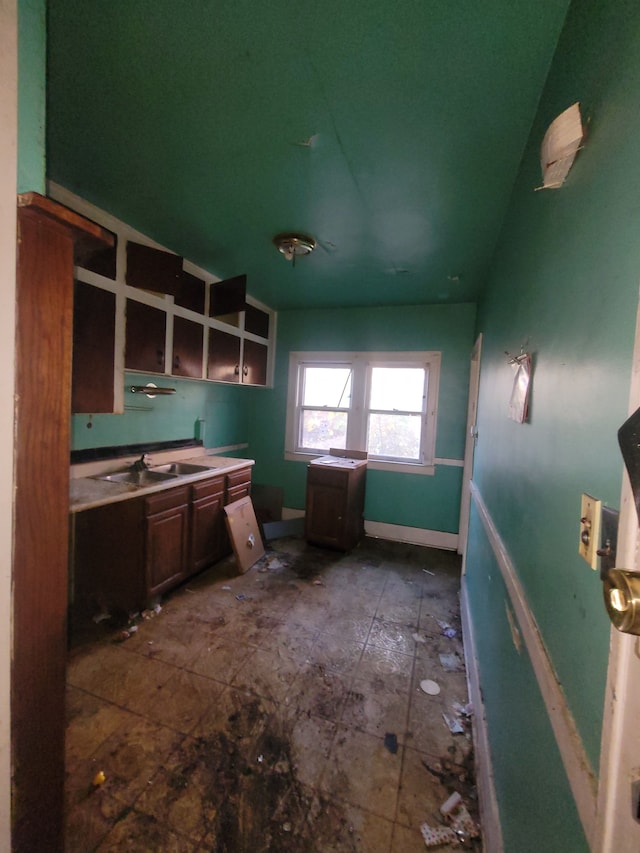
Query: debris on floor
[
  {"left": 421, "top": 791, "right": 481, "bottom": 848},
  {"left": 66, "top": 536, "right": 478, "bottom": 850},
  {"left": 383, "top": 732, "right": 399, "bottom": 754},
  {"left": 439, "top": 652, "right": 465, "bottom": 672},
  {"left": 442, "top": 712, "right": 465, "bottom": 735},
  {"left": 437, "top": 619, "right": 458, "bottom": 639},
  {"left": 91, "top": 770, "right": 106, "bottom": 788}
]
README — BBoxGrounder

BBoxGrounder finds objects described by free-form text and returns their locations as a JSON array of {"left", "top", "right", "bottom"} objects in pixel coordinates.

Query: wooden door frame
[
  {"left": 459, "top": 334, "right": 483, "bottom": 563},
  {"left": 0, "top": 3, "right": 17, "bottom": 850}
]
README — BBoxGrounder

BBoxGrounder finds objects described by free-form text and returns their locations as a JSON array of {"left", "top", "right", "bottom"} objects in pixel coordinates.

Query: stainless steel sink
[
  {"left": 149, "top": 462, "right": 211, "bottom": 475},
  {"left": 93, "top": 469, "right": 179, "bottom": 485}
]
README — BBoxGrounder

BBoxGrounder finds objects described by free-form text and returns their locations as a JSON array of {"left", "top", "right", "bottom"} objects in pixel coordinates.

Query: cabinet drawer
[
  {"left": 307, "top": 466, "right": 348, "bottom": 488},
  {"left": 145, "top": 485, "right": 189, "bottom": 516},
  {"left": 192, "top": 475, "right": 225, "bottom": 501},
  {"left": 226, "top": 467, "right": 251, "bottom": 489},
  {"left": 226, "top": 482, "right": 251, "bottom": 504}
]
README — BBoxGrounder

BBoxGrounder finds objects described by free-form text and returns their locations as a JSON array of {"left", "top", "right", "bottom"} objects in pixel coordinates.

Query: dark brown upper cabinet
[
  {"left": 242, "top": 339, "right": 268, "bottom": 385},
  {"left": 244, "top": 303, "right": 270, "bottom": 338},
  {"left": 126, "top": 241, "right": 182, "bottom": 296},
  {"left": 72, "top": 281, "right": 116, "bottom": 412},
  {"left": 125, "top": 299, "right": 167, "bottom": 372},
  {"left": 77, "top": 227, "right": 118, "bottom": 279},
  {"left": 172, "top": 316, "right": 204, "bottom": 378},
  {"left": 209, "top": 273, "right": 246, "bottom": 317},
  {"left": 207, "top": 329, "right": 241, "bottom": 383},
  {"left": 176, "top": 270, "right": 206, "bottom": 314}
]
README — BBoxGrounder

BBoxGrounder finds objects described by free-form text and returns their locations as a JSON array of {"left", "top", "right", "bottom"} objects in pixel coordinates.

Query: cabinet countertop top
[{"left": 70, "top": 453, "right": 254, "bottom": 514}]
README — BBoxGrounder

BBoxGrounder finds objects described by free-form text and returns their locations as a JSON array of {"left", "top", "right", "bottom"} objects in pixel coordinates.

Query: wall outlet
[{"left": 579, "top": 493, "right": 602, "bottom": 570}]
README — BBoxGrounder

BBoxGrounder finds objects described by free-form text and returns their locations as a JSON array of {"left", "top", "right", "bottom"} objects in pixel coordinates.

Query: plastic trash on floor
[{"left": 421, "top": 792, "right": 480, "bottom": 848}]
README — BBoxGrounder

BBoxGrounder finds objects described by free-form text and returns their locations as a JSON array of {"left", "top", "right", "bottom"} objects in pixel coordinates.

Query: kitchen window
[{"left": 285, "top": 351, "right": 441, "bottom": 474}]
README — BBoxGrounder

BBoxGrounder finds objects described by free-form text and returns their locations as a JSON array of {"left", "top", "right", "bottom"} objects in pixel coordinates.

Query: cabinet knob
[
  {"left": 234, "top": 364, "right": 240, "bottom": 375},
  {"left": 156, "top": 349, "right": 164, "bottom": 366},
  {"left": 242, "top": 364, "right": 249, "bottom": 377}
]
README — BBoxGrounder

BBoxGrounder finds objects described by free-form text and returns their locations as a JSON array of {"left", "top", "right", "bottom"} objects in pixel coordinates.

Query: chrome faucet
[{"left": 132, "top": 453, "right": 151, "bottom": 472}]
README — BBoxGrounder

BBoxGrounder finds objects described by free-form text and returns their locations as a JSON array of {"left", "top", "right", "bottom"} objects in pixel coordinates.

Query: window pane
[
  {"left": 367, "top": 413, "right": 422, "bottom": 459},
  {"left": 302, "top": 367, "right": 352, "bottom": 408},
  {"left": 300, "top": 410, "right": 348, "bottom": 450},
  {"left": 369, "top": 367, "right": 425, "bottom": 412}
]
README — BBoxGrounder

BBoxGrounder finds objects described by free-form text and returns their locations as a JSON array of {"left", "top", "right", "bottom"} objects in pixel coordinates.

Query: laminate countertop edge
[{"left": 70, "top": 454, "right": 255, "bottom": 514}]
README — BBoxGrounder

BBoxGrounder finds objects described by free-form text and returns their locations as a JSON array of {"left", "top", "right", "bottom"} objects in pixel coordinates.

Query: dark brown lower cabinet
[
  {"left": 190, "top": 475, "right": 226, "bottom": 573},
  {"left": 305, "top": 461, "right": 367, "bottom": 550},
  {"left": 145, "top": 487, "right": 190, "bottom": 597},
  {"left": 226, "top": 466, "right": 252, "bottom": 504},
  {"left": 72, "top": 468, "right": 251, "bottom": 617}
]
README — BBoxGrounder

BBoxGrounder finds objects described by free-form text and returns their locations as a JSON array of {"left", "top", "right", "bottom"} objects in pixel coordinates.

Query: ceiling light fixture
[{"left": 272, "top": 232, "right": 316, "bottom": 266}]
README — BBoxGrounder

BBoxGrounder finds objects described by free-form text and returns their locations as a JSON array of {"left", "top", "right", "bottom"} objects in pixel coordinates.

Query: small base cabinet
[{"left": 305, "top": 458, "right": 367, "bottom": 550}]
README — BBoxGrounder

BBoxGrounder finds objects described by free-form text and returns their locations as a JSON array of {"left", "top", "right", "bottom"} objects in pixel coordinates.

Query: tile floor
[{"left": 65, "top": 536, "right": 479, "bottom": 852}]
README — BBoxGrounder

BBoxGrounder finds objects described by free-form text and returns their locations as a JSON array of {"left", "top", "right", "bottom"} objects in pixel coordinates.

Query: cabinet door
[
  {"left": 306, "top": 480, "right": 348, "bottom": 547},
  {"left": 72, "top": 281, "right": 116, "bottom": 412},
  {"left": 146, "top": 502, "right": 189, "bottom": 597},
  {"left": 72, "top": 498, "right": 145, "bottom": 620},
  {"left": 125, "top": 298, "right": 166, "bottom": 372},
  {"left": 191, "top": 491, "right": 225, "bottom": 573},
  {"left": 208, "top": 328, "right": 241, "bottom": 382},
  {"left": 172, "top": 315, "right": 203, "bottom": 378},
  {"left": 242, "top": 339, "right": 268, "bottom": 386}
]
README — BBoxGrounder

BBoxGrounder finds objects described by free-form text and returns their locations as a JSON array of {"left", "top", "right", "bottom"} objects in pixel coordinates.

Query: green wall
[
  {"left": 466, "top": 0, "right": 640, "bottom": 844},
  {"left": 466, "top": 507, "right": 588, "bottom": 852},
  {"left": 247, "top": 303, "right": 476, "bottom": 531},
  {"left": 18, "top": 0, "right": 45, "bottom": 193},
  {"left": 72, "top": 373, "right": 250, "bottom": 452}
]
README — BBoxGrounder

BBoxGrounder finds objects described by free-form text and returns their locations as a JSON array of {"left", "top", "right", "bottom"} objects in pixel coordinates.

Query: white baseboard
[
  {"left": 280, "top": 512, "right": 458, "bottom": 551},
  {"left": 282, "top": 507, "right": 305, "bottom": 520},
  {"left": 364, "top": 519, "right": 458, "bottom": 550},
  {"left": 469, "top": 482, "right": 597, "bottom": 843},
  {"left": 460, "top": 584, "right": 504, "bottom": 853}
]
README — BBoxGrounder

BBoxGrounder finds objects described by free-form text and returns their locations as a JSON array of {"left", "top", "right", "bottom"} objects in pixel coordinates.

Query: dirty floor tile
[{"left": 66, "top": 536, "right": 481, "bottom": 851}]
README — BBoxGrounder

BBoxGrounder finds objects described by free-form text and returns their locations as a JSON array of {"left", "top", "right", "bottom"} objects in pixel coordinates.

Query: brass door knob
[{"left": 603, "top": 569, "right": 640, "bottom": 635}]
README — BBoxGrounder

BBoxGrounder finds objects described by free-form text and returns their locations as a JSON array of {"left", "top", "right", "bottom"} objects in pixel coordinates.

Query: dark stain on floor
[{"left": 66, "top": 536, "right": 480, "bottom": 852}]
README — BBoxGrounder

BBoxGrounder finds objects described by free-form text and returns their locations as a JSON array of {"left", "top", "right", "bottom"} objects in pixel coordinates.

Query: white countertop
[
  {"left": 70, "top": 451, "right": 254, "bottom": 513},
  {"left": 309, "top": 455, "right": 368, "bottom": 470}
]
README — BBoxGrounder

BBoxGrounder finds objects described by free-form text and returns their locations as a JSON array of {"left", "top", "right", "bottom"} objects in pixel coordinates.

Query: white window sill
[{"left": 284, "top": 451, "right": 435, "bottom": 476}]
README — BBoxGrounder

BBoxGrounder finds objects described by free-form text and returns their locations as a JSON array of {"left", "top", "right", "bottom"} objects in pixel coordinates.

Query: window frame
[{"left": 285, "top": 350, "right": 441, "bottom": 475}]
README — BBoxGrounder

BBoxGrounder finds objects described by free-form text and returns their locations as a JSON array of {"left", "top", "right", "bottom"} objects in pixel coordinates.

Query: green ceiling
[{"left": 47, "top": 0, "right": 570, "bottom": 310}]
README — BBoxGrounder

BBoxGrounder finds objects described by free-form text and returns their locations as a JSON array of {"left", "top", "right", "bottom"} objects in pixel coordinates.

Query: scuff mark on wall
[{"left": 506, "top": 601, "right": 522, "bottom": 653}]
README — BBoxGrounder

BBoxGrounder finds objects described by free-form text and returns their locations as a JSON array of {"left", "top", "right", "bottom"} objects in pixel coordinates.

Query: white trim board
[
  {"left": 365, "top": 520, "right": 457, "bottom": 550},
  {"left": 460, "top": 584, "right": 504, "bottom": 853},
  {"left": 279, "top": 512, "right": 458, "bottom": 550},
  {"left": 469, "top": 481, "right": 597, "bottom": 843}
]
